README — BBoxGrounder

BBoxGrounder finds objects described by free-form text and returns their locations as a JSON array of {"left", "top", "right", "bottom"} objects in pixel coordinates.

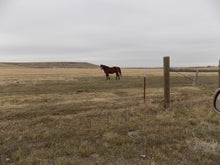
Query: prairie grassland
[{"left": 0, "top": 68, "right": 219, "bottom": 165}]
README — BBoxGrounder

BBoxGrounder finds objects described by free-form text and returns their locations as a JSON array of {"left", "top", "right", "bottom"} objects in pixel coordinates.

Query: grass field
[{"left": 0, "top": 67, "right": 219, "bottom": 165}]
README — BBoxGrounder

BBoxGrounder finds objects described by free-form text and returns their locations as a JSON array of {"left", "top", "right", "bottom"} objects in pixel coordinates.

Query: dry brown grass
[
  {"left": 187, "top": 137, "right": 220, "bottom": 154},
  {"left": 0, "top": 67, "right": 219, "bottom": 165}
]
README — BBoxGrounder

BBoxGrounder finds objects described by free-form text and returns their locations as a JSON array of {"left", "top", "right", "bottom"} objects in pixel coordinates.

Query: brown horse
[{"left": 100, "top": 64, "right": 121, "bottom": 80}]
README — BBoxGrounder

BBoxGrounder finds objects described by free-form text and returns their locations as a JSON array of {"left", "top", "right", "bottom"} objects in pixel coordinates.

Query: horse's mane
[{"left": 100, "top": 64, "right": 109, "bottom": 69}]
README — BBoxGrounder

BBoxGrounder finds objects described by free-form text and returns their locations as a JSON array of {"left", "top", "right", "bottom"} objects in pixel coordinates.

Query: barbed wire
[
  {"left": 172, "top": 71, "right": 194, "bottom": 82},
  {"left": 170, "top": 70, "right": 220, "bottom": 97},
  {"left": 171, "top": 70, "right": 206, "bottom": 87}
]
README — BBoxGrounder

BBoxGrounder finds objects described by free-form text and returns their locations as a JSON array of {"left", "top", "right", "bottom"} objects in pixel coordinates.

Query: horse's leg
[
  {"left": 107, "top": 73, "right": 110, "bottom": 80},
  {"left": 116, "top": 72, "right": 119, "bottom": 80},
  {"left": 117, "top": 71, "right": 120, "bottom": 80}
]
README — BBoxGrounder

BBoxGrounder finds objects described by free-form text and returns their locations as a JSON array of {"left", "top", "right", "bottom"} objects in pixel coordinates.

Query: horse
[{"left": 100, "top": 64, "right": 122, "bottom": 80}]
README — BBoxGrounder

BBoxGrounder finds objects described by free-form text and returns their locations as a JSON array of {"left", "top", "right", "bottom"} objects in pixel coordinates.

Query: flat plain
[{"left": 0, "top": 66, "right": 219, "bottom": 165}]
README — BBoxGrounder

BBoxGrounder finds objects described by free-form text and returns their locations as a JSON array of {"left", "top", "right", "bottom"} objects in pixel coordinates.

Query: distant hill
[{"left": 0, "top": 62, "right": 99, "bottom": 68}]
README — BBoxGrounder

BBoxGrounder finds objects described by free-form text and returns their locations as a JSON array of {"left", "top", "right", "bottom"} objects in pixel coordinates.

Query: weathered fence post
[
  {"left": 164, "top": 56, "right": 170, "bottom": 108},
  {"left": 192, "top": 69, "right": 199, "bottom": 86},
  {"left": 218, "top": 60, "right": 220, "bottom": 88},
  {"left": 144, "top": 70, "right": 146, "bottom": 103}
]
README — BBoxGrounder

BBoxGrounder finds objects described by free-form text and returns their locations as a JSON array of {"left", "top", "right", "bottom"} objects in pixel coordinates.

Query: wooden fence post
[
  {"left": 218, "top": 60, "right": 220, "bottom": 88},
  {"left": 144, "top": 70, "right": 146, "bottom": 103},
  {"left": 164, "top": 56, "right": 170, "bottom": 108}
]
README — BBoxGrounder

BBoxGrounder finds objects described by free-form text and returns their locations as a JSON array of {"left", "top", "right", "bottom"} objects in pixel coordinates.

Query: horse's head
[{"left": 100, "top": 64, "right": 108, "bottom": 70}]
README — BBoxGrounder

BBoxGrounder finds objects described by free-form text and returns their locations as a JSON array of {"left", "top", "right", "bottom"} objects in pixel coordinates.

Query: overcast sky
[{"left": 0, "top": 0, "right": 220, "bottom": 67}]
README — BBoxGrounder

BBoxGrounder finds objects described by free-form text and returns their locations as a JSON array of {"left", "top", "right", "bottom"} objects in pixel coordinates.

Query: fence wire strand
[
  {"left": 173, "top": 71, "right": 194, "bottom": 82},
  {"left": 171, "top": 70, "right": 210, "bottom": 88}
]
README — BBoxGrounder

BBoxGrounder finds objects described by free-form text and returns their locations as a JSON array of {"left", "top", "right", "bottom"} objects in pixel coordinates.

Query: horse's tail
[{"left": 119, "top": 67, "right": 122, "bottom": 76}]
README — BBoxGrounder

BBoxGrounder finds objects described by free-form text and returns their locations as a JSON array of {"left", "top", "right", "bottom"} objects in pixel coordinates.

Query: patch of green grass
[{"left": 196, "top": 130, "right": 220, "bottom": 142}]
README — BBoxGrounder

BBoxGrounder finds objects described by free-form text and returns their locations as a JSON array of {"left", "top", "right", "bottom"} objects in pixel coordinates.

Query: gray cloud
[{"left": 0, "top": 0, "right": 220, "bottom": 67}]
